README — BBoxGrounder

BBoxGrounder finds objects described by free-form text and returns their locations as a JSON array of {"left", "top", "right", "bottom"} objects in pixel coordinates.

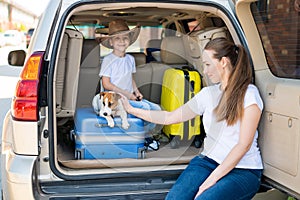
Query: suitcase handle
[
  {"left": 182, "top": 65, "right": 196, "bottom": 71},
  {"left": 95, "top": 123, "right": 123, "bottom": 128}
]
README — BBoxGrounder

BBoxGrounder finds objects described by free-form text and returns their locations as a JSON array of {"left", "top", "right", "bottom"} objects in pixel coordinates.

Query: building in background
[{"left": 0, "top": 0, "right": 38, "bottom": 32}]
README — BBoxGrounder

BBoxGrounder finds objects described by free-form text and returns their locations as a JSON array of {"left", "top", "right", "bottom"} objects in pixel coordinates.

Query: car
[
  {"left": 0, "top": 33, "right": 5, "bottom": 47},
  {"left": 2, "top": 0, "right": 300, "bottom": 199},
  {"left": 26, "top": 28, "right": 34, "bottom": 48},
  {"left": 2, "top": 30, "right": 23, "bottom": 46}
]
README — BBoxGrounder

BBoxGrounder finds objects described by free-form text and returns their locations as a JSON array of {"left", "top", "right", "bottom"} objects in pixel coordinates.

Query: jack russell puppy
[{"left": 92, "top": 91, "right": 130, "bottom": 129}]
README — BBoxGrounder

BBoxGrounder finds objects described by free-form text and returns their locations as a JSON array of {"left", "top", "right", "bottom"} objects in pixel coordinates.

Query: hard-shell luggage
[
  {"left": 74, "top": 107, "right": 145, "bottom": 159},
  {"left": 161, "top": 67, "right": 202, "bottom": 148}
]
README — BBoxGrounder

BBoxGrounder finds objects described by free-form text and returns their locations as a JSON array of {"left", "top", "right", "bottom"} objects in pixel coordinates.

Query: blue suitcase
[{"left": 74, "top": 108, "right": 146, "bottom": 159}]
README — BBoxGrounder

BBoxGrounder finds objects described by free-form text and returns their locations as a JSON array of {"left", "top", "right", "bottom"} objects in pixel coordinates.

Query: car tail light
[{"left": 12, "top": 51, "right": 44, "bottom": 121}]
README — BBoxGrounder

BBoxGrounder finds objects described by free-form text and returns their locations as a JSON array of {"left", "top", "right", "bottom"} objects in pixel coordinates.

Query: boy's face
[{"left": 109, "top": 34, "right": 130, "bottom": 52}]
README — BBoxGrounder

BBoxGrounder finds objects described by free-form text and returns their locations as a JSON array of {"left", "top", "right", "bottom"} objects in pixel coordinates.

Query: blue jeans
[
  {"left": 165, "top": 156, "right": 262, "bottom": 200},
  {"left": 129, "top": 99, "right": 161, "bottom": 133}
]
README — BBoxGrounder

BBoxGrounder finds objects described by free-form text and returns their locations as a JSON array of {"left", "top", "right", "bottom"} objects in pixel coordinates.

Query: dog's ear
[
  {"left": 99, "top": 93, "right": 104, "bottom": 103},
  {"left": 100, "top": 92, "right": 105, "bottom": 97},
  {"left": 114, "top": 93, "right": 122, "bottom": 101}
]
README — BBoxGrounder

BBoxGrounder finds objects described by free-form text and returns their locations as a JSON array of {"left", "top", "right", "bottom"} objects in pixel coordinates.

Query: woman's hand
[
  {"left": 120, "top": 94, "right": 133, "bottom": 112},
  {"left": 194, "top": 177, "right": 217, "bottom": 199}
]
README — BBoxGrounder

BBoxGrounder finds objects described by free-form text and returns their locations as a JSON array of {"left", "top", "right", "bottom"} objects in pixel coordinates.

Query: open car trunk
[{"left": 50, "top": 1, "right": 237, "bottom": 177}]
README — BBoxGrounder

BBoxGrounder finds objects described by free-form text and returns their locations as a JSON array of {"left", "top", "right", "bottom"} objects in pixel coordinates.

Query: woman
[{"left": 121, "top": 38, "right": 263, "bottom": 200}]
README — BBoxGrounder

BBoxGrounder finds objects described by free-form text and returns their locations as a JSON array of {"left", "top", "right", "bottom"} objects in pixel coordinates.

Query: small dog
[{"left": 92, "top": 91, "right": 130, "bottom": 129}]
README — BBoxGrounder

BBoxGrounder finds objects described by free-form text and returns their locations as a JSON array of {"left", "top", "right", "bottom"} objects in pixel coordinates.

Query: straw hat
[{"left": 96, "top": 19, "right": 140, "bottom": 49}]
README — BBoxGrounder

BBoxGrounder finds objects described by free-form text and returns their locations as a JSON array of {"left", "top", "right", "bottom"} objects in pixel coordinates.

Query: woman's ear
[{"left": 220, "top": 56, "right": 230, "bottom": 69}]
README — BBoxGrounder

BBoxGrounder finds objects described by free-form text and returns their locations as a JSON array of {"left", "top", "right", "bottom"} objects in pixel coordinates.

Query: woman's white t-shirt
[
  {"left": 187, "top": 84, "right": 264, "bottom": 169},
  {"left": 99, "top": 53, "right": 136, "bottom": 93}
]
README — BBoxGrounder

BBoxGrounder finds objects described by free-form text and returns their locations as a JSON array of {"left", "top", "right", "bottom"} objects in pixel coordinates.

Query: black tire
[
  {"left": 170, "top": 136, "right": 180, "bottom": 149},
  {"left": 194, "top": 135, "right": 204, "bottom": 148}
]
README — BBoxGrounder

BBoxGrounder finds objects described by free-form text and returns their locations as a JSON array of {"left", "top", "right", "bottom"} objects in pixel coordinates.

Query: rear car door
[{"left": 236, "top": 0, "right": 300, "bottom": 198}]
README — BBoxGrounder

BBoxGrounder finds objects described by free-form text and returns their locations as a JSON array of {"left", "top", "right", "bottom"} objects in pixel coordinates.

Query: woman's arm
[
  {"left": 102, "top": 76, "right": 136, "bottom": 100},
  {"left": 195, "top": 104, "right": 262, "bottom": 198},
  {"left": 121, "top": 95, "right": 198, "bottom": 125}
]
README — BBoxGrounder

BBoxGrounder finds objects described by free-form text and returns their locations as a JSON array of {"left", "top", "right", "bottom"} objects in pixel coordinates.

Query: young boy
[{"left": 97, "top": 19, "right": 161, "bottom": 142}]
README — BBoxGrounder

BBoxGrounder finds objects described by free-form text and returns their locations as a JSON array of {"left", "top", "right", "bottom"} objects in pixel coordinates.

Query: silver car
[{"left": 2, "top": 0, "right": 300, "bottom": 199}]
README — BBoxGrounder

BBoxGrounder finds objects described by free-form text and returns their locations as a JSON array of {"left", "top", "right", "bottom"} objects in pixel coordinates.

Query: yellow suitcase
[{"left": 161, "top": 67, "right": 202, "bottom": 148}]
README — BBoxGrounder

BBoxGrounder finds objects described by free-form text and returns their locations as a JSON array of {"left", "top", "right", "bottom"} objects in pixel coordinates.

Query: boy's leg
[
  {"left": 128, "top": 100, "right": 154, "bottom": 133},
  {"left": 129, "top": 100, "right": 151, "bottom": 110},
  {"left": 141, "top": 99, "right": 161, "bottom": 111},
  {"left": 128, "top": 99, "right": 163, "bottom": 148},
  {"left": 129, "top": 99, "right": 161, "bottom": 133},
  {"left": 140, "top": 99, "right": 164, "bottom": 136},
  {"left": 140, "top": 99, "right": 162, "bottom": 133},
  {"left": 165, "top": 156, "right": 217, "bottom": 200}
]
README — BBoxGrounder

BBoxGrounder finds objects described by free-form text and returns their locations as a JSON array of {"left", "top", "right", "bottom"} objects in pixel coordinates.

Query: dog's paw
[
  {"left": 122, "top": 122, "right": 130, "bottom": 129},
  {"left": 108, "top": 121, "right": 115, "bottom": 128}
]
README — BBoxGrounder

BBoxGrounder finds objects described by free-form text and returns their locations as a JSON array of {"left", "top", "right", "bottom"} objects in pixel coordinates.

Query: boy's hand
[
  {"left": 133, "top": 90, "right": 143, "bottom": 101},
  {"left": 129, "top": 93, "right": 138, "bottom": 100}
]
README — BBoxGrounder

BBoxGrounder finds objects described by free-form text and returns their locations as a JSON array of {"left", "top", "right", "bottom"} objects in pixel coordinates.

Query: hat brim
[{"left": 96, "top": 26, "right": 140, "bottom": 49}]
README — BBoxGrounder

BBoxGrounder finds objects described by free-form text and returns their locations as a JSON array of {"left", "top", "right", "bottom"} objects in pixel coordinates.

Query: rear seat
[
  {"left": 134, "top": 36, "right": 188, "bottom": 105},
  {"left": 183, "top": 26, "right": 228, "bottom": 84},
  {"left": 56, "top": 29, "right": 83, "bottom": 117},
  {"left": 160, "top": 36, "right": 187, "bottom": 67},
  {"left": 145, "top": 39, "right": 161, "bottom": 62},
  {"left": 76, "top": 39, "right": 101, "bottom": 108},
  {"left": 128, "top": 52, "right": 146, "bottom": 66}
]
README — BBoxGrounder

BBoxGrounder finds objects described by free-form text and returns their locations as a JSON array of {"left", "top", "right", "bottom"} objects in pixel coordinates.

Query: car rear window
[
  {"left": 252, "top": 0, "right": 300, "bottom": 79},
  {"left": 66, "top": 25, "right": 163, "bottom": 58}
]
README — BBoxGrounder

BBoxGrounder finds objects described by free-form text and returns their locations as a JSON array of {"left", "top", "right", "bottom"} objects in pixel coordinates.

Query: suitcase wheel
[
  {"left": 194, "top": 133, "right": 205, "bottom": 148},
  {"left": 194, "top": 138, "right": 203, "bottom": 148},
  {"left": 75, "top": 149, "right": 83, "bottom": 159},
  {"left": 170, "top": 136, "right": 180, "bottom": 149},
  {"left": 141, "top": 149, "right": 146, "bottom": 159},
  {"left": 69, "top": 130, "right": 75, "bottom": 141},
  {"left": 139, "top": 147, "right": 146, "bottom": 159}
]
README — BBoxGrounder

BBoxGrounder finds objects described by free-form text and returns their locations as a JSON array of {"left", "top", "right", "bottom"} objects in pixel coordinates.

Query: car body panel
[
  {"left": 2, "top": 0, "right": 300, "bottom": 199},
  {"left": 11, "top": 120, "right": 39, "bottom": 155},
  {"left": 26, "top": 0, "right": 62, "bottom": 57},
  {"left": 1, "top": 112, "right": 37, "bottom": 200},
  {"left": 236, "top": 0, "right": 300, "bottom": 197}
]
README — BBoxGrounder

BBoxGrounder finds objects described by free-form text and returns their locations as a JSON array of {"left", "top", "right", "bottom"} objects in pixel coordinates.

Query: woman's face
[{"left": 202, "top": 49, "right": 224, "bottom": 84}]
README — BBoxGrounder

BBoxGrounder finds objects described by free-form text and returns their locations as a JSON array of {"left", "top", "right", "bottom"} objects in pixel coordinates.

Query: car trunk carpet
[{"left": 58, "top": 143, "right": 201, "bottom": 169}]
